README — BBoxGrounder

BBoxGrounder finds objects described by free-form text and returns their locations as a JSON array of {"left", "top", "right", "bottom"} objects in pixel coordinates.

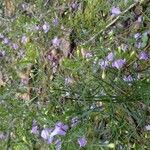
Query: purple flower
[
  {"left": 85, "top": 52, "right": 93, "bottom": 59},
  {"left": 0, "top": 33, "right": 4, "bottom": 39},
  {"left": 135, "top": 42, "right": 142, "bottom": 49},
  {"left": 33, "top": 25, "right": 40, "bottom": 31},
  {"left": 139, "top": 51, "right": 149, "bottom": 60},
  {"left": 55, "top": 139, "right": 62, "bottom": 150},
  {"left": 0, "top": 51, "right": 5, "bottom": 57},
  {"left": 65, "top": 77, "right": 74, "bottom": 85},
  {"left": 41, "top": 128, "right": 53, "bottom": 144},
  {"left": 70, "top": 2, "right": 79, "bottom": 11},
  {"left": 111, "top": 7, "right": 121, "bottom": 16},
  {"left": 21, "top": 35, "right": 28, "bottom": 44},
  {"left": 145, "top": 124, "right": 150, "bottom": 131},
  {"left": 106, "top": 52, "right": 114, "bottom": 61},
  {"left": 31, "top": 126, "right": 39, "bottom": 135},
  {"left": 0, "top": 132, "right": 7, "bottom": 140},
  {"left": 42, "top": 22, "right": 50, "bottom": 33},
  {"left": 71, "top": 117, "right": 80, "bottom": 127},
  {"left": 112, "top": 59, "right": 126, "bottom": 69},
  {"left": 78, "top": 137, "right": 87, "bottom": 148},
  {"left": 12, "top": 43, "right": 19, "bottom": 50},
  {"left": 137, "top": 16, "right": 142, "bottom": 22},
  {"left": 21, "top": 3, "right": 29, "bottom": 11},
  {"left": 31, "top": 121, "right": 39, "bottom": 135},
  {"left": 2, "top": 38, "right": 9, "bottom": 44},
  {"left": 123, "top": 75, "right": 133, "bottom": 82},
  {"left": 50, "top": 122, "right": 69, "bottom": 137},
  {"left": 53, "top": 18, "right": 59, "bottom": 26},
  {"left": 99, "top": 60, "right": 109, "bottom": 69},
  {"left": 134, "top": 33, "right": 141, "bottom": 40},
  {"left": 52, "top": 37, "right": 61, "bottom": 48}
]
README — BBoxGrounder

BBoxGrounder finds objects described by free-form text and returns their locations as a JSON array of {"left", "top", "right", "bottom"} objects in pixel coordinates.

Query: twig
[{"left": 80, "top": 2, "right": 139, "bottom": 46}]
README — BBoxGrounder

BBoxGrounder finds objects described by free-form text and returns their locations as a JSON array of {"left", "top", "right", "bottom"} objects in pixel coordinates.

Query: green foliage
[{"left": 0, "top": 0, "right": 150, "bottom": 150}]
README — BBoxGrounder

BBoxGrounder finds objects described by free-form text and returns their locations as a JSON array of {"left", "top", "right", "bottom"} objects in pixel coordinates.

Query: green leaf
[{"left": 141, "top": 33, "right": 149, "bottom": 48}]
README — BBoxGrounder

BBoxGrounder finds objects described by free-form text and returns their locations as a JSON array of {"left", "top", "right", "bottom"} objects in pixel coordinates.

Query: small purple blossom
[
  {"left": 139, "top": 51, "right": 149, "bottom": 60},
  {"left": 53, "top": 18, "right": 59, "bottom": 26},
  {"left": 2, "top": 38, "right": 9, "bottom": 44},
  {"left": 52, "top": 37, "right": 61, "bottom": 48},
  {"left": 31, "top": 126, "right": 39, "bottom": 135},
  {"left": 33, "top": 25, "right": 40, "bottom": 31},
  {"left": 65, "top": 77, "right": 74, "bottom": 85},
  {"left": 0, "top": 51, "right": 5, "bottom": 57},
  {"left": 112, "top": 59, "right": 126, "bottom": 69},
  {"left": 106, "top": 52, "right": 114, "bottom": 61},
  {"left": 99, "top": 60, "right": 109, "bottom": 69},
  {"left": 21, "top": 3, "right": 29, "bottom": 11},
  {"left": 12, "top": 43, "right": 19, "bottom": 50},
  {"left": 134, "top": 33, "right": 141, "bottom": 40},
  {"left": 31, "top": 120, "right": 39, "bottom": 135},
  {"left": 145, "top": 124, "right": 150, "bottom": 131},
  {"left": 85, "top": 52, "right": 93, "bottom": 59},
  {"left": 137, "top": 16, "right": 142, "bottom": 22},
  {"left": 111, "top": 7, "right": 121, "bottom": 16},
  {"left": 123, "top": 75, "right": 133, "bottom": 82},
  {"left": 78, "top": 137, "right": 87, "bottom": 148},
  {"left": 50, "top": 122, "right": 69, "bottom": 137},
  {"left": 55, "top": 139, "right": 62, "bottom": 150},
  {"left": 0, "top": 33, "right": 4, "bottom": 39},
  {"left": 71, "top": 117, "right": 80, "bottom": 127},
  {"left": 135, "top": 42, "right": 142, "bottom": 49},
  {"left": 42, "top": 22, "right": 50, "bottom": 33},
  {"left": 21, "top": 35, "right": 28, "bottom": 44},
  {"left": 0, "top": 132, "right": 7, "bottom": 140},
  {"left": 70, "top": 1, "right": 79, "bottom": 11},
  {"left": 41, "top": 128, "right": 53, "bottom": 143}
]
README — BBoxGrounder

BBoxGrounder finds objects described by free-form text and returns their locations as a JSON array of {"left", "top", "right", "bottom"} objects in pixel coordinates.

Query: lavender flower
[
  {"left": 50, "top": 122, "right": 69, "bottom": 137},
  {"left": 21, "top": 35, "right": 28, "bottom": 44},
  {"left": 78, "top": 137, "right": 87, "bottom": 148},
  {"left": 145, "top": 124, "right": 150, "bottom": 131},
  {"left": 53, "top": 18, "right": 59, "bottom": 26},
  {"left": 0, "top": 51, "right": 5, "bottom": 57},
  {"left": 99, "top": 60, "right": 109, "bottom": 69},
  {"left": 112, "top": 59, "right": 126, "bottom": 69},
  {"left": 65, "top": 77, "right": 74, "bottom": 85},
  {"left": 33, "top": 25, "right": 40, "bottom": 31},
  {"left": 123, "top": 75, "right": 133, "bottom": 82},
  {"left": 0, "top": 33, "right": 4, "bottom": 39},
  {"left": 12, "top": 43, "right": 19, "bottom": 50},
  {"left": 0, "top": 132, "right": 7, "bottom": 140},
  {"left": 111, "top": 7, "right": 121, "bottom": 16},
  {"left": 135, "top": 42, "right": 142, "bottom": 49},
  {"left": 42, "top": 22, "right": 50, "bottom": 33},
  {"left": 137, "top": 16, "right": 142, "bottom": 22},
  {"left": 31, "top": 120, "right": 39, "bottom": 135},
  {"left": 2, "top": 38, "right": 9, "bottom": 44},
  {"left": 55, "top": 139, "right": 62, "bottom": 150},
  {"left": 71, "top": 117, "right": 80, "bottom": 127},
  {"left": 41, "top": 128, "right": 53, "bottom": 144},
  {"left": 31, "top": 126, "right": 39, "bottom": 135},
  {"left": 21, "top": 3, "right": 29, "bottom": 11},
  {"left": 70, "top": 1, "right": 79, "bottom": 11},
  {"left": 106, "top": 52, "right": 114, "bottom": 61},
  {"left": 85, "top": 52, "right": 93, "bottom": 59},
  {"left": 52, "top": 37, "right": 61, "bottom": 48},
  {"left": 134, "top": 33, "right": 141, "bottom": 40},
  {"left": 139, "top": 51, "right": 149, "bottom": 60}
]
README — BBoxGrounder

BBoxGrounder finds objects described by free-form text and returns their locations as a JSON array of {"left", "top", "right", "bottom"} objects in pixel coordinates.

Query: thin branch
[{"left": 80, "top": 2, "right": 139, "bottom": 46}]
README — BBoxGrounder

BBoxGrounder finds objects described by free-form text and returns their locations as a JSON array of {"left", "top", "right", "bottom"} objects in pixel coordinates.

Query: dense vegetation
[{"left": 0, "top": 0, "right": 150, "bottom": 149}]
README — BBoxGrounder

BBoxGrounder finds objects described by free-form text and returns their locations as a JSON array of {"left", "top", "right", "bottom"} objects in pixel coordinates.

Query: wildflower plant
[{"left": 0, "top": 0, "right": 150, "bottom": 150}]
